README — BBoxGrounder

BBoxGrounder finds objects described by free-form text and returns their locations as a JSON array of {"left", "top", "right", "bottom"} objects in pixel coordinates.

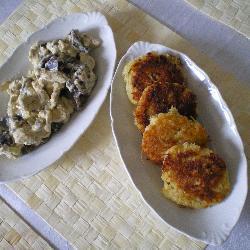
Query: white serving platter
[
  {"left": 0, "top": 12, "right": 116, "bottom": 182},
  {"left": 110, "top": 41, "right": 248, "bottom": 245}
]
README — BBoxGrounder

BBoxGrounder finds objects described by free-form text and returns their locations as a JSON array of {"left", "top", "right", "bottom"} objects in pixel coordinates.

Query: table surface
[{"left": 0, "top": 0, "right": 249, "bottom": 249}]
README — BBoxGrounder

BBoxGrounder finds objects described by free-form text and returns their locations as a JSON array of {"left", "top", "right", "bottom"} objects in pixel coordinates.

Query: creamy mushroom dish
[{"left": 0, "top": 30, "right": 100, "bottom": 158}]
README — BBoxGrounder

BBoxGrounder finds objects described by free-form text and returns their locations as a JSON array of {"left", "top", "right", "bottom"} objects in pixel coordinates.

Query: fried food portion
[
  {"left": 123, "top": 52, "right": 184, "bottom": 104},
  {"left": 161, "top": 143, "right": 230, "bottom": 208},
  {"left": 142, "top": 108, "right": 208, "bottom": 164},
  {"left": 134, "top": 83, "right": 197, "bottom": 132}
]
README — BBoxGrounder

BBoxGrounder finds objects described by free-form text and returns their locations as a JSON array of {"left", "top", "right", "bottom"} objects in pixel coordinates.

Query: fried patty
[
  {"left": 161, "top": 143, "right": 230, "bottom": 208},
  {"left": 123, "top": 52, "right": 184, "bottom": 104},
  {"left": 142, "top": 108, "right": 208, "bottom": 164},
  {"left": 134, "top": 83, "right": 197, "bottom": 132}
]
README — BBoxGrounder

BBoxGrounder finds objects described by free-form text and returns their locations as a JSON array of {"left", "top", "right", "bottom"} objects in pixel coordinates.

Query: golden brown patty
[
  {"left": 123, "top": 52, "right": 184, "bottom": 104},
  {"left": 134, "top": 82, "right": 197, "bottom": 132},
  {"left": 161, "top": 143, "right": 230, "bottom": 208},
  {"left": 142, "top": 108, "right": 208, "bottom": 164}
]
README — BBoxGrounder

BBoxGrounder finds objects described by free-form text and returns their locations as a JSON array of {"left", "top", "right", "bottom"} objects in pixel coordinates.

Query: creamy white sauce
[{"left": 0, "top": 30, "right": 100, "bottom": 158}]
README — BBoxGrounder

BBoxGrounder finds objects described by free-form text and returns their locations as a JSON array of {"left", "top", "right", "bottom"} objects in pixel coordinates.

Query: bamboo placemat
[
  {"left": 185, "top": 0, "right": 250, "bottom": 37},
  {"left": 0, "top": 198, "right": 52, "bottom": 249},
  {"left": 0, "top": 0, "right": 249, "bottom": 248}
]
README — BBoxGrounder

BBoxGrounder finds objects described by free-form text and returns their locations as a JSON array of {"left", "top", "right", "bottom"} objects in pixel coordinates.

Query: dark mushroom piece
[
  {"left": 68, "top": 30, "right": 89, "bottom": 53},
  {"left": 51, "top": 122, "right": 64, "bottom": 134},
  {"left": 21, "top": 145, "right": 36, "bottom": 155},
  {"left": 44, "top": 56, "right": 59, "bottom": 71},
  {"left": 0, "top": 117, "right": 14, "bottom": 146}
]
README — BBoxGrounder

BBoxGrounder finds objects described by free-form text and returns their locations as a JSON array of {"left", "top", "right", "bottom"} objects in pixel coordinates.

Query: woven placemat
[
  {"left": 0, "top": 198, "right": 52, "bottom": 249},
  {"left": 0, "top": 0, "right": 249, "bottom": 248},
  {"left": 185, "top": 0, "right": 250, "bottom": 37}
]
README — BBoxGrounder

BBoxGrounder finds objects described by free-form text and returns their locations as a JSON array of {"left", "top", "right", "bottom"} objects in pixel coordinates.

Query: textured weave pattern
[
  {"left": 0, "top": 0, "right": 249, "bottom": 249},
  {"left": 186, "top": 0, "right": 250, "bottom": 37},
  {"left": 0, "top": 199, "right": 52, "bottom": 249}
]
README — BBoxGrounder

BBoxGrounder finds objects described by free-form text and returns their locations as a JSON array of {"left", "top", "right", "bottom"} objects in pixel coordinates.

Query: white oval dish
[
  {"left": 110, "top": 41, "right": 248, "bottom": 245},
  {"left": 0, "top": 12, "right": 116, "bottom": 182}
]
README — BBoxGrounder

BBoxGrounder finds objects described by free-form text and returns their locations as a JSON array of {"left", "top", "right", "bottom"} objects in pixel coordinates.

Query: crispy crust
[
  {"left": 134, "top": 83, "right": 197, "bottom": 132},
  {"left": 123, "top": 52, "right": 184, "bottom": 104},
  {"left": 142, "top": 108, "right": 208, "bottom": 164},
  {"left": 161, "top": 143, "right": 230, "bottom": 208}
]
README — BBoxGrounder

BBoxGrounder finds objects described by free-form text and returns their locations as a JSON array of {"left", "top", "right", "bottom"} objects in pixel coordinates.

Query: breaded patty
[
  {"left": 142, "top": 108, "right": 207, "bottom": 164},
  {"left": 134, "top": 82, "right": 197, "bottom": 132},
  {"left": 123, "top": 52, "right": 184, "bottom": 104},
  {"left": 161, "top": 143, "right": 230, "bottom": 208}
]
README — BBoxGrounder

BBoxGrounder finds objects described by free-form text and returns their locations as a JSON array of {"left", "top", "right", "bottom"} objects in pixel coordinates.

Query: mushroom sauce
[{"left": 0, "top": 30, "right": 100, "bottom": 158}]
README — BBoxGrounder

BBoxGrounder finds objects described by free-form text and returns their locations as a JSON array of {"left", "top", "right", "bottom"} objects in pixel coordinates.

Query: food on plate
[
  {"left": 123, "top": 52, "right": 184, "bottom": 104},
  {"left": 142, "top": 108, "right": 208, "bottom": 164},
  {"left": 161, "top": 143, "right": 230, "bottom": 208},
  {"left": 29, "top": 30, "right": 100, "bottom": 109},
  {"left": 122, "top": 50, "right": 230, "bottom": 208},
  {"left": 134, "top": 82, "right": 197, "bottom": 132},
  {"left": 0, "top": 117, "right": 23, "bottom": 158},
  {"left": 0, "top": 30, "right": 100, "bottom": 158}
]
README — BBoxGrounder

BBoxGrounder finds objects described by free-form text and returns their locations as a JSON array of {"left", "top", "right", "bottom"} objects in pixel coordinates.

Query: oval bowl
[
  {"left": 110, "top": 41, "right": 247, "bottom": 245},
  {"left": 0, "top": 12, "right": 116, "bottom": 182}
]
